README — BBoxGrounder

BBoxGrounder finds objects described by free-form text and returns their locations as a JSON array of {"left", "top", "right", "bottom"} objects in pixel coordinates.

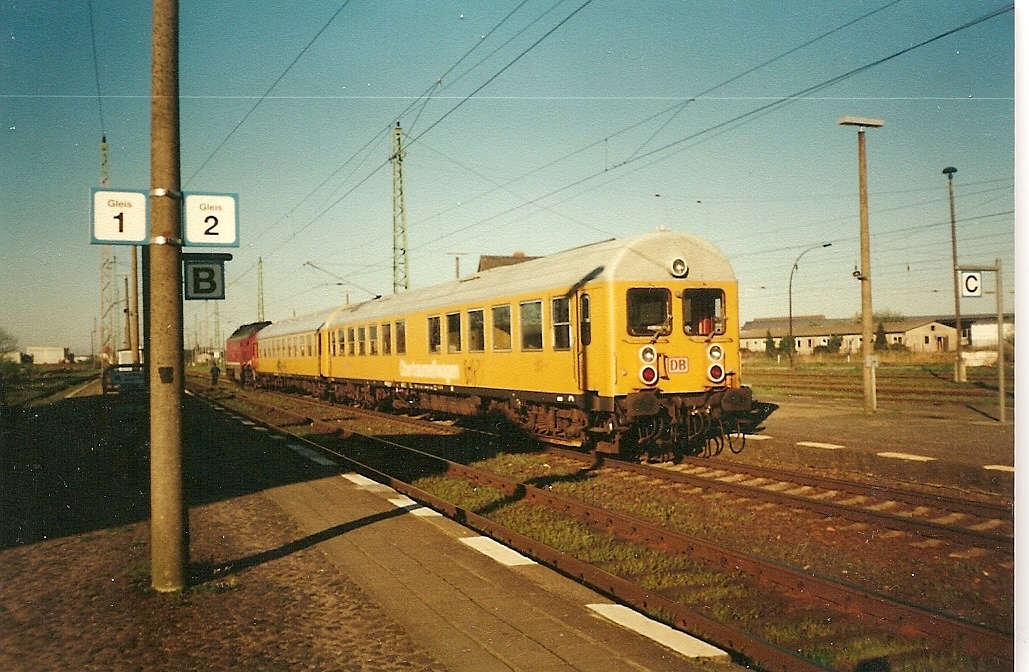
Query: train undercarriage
[{"left": 254, "top": 372, "right": 753, "bottom": 460}]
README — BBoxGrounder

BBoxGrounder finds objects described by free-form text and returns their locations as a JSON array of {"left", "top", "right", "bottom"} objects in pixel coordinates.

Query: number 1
[{"left": 114, "top": 212, "right": 124, "bottom": 233}]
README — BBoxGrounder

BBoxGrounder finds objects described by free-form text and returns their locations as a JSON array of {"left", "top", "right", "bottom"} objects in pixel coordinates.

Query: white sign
[
  {"left": 183, "top": 193, "right": 238, "bottom": 247},
  {"left": 183, "top": 259, "right": 225, "bottom": 300},
  {"left": 961, "top": 271, "right": 983, "bottom": 298},
  {"left": 91, "top": 189, "right": 149, "bottom": 245}
]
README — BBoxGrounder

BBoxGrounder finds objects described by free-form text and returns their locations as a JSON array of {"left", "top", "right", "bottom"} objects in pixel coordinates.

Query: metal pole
[
  {"left": 129, "top": 246, "right": 140, "bottom": 363},
  {"left": 788, "top": 242, "right": 832, "bottom": 368},
  {"left": 149, "top": 0, "right": 187, "bottom": 593},
  {"left": 839, "top": 117, "right": 882, "bottom": 412},
  {"left": 944, "top": 167, "right": 965, "bottom": 382},
  {"left": 856, "top": 127, "right": 875, "bottom": 412},
  {"left": 996, "top": 259, "right": 1005, "bottom": 423}
]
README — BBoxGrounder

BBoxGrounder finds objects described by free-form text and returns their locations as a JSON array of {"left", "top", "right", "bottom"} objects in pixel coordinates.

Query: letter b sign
[{"left": 184, "top": 260, "right": 225, "bottom": 300}]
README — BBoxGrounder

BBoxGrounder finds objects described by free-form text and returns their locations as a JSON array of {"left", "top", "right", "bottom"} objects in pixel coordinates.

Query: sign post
[
  {"left": 148, "top": 0, "right": 188, "bottom": 593},
  {"left": 958, "top": 263, "right": 1006, "bottom": 423}
]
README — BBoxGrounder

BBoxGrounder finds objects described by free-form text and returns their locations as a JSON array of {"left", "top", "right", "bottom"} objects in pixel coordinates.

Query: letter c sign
[{"left": 960, "top": 271, "right": 982, "bottom": 298}]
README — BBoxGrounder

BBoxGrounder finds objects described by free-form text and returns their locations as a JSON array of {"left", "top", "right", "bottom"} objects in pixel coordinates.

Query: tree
[
  {"left": 0, "top": 327, "right": 17, "bottom": 357},
  {"left": 874, "top": 322, "right": 888, "bottom": 351},
  {"left": 826, "top": 334, "right": 843, "bottom": 354},
  {"left": 764, "top": 330, "right": 777, "bottom": 356}
]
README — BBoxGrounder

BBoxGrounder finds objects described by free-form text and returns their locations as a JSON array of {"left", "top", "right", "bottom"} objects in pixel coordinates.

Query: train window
[
  {"left": 580, "top": 294, "right": 591, "bottom": 346},
  {"left": 520, "top": 300, "right": 543, "bottom": 351},
  {"left": 358, "top": 327, "right": 367, "bottom": 356},
  {"left": 682, "top": 289, "right": 725, "bottom": 336},
  {"left": 395, "top": 320, "right": 406, "bottom": 354},
  {"left": 428, "top": 316, "right": 442, "bottom": 353},
  {"left": 347, "top": 328, "right": 356, "bottom": 356},
  {"left": 492, "top": 305, "right": 512, "bottom": 351},
  {"left": 468, "top": 309, "right": 485, "bottom": 352},
  {"left": 369, "top": 325, "right": 378, "bottom": 356},
  {"left": 330, "top": 330, "right": 337, "bottom": 357},
  {"left": 382, "top": 323, "right": 392, "bottom": 355},
  {"left": 627, "top": 288, "right": 671, "bottom": 337},
  {"left": 338, "top": 329, "right": 345, "bottom": 357},
  {"left": 552, "top": 297, "right": 571, "bottom": 350},
  {"left": 447, "top": 312, "right": 462, "bottom": 353}
]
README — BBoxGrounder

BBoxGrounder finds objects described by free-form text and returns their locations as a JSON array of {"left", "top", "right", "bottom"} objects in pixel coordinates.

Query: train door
[{"left": 574, "top": 292, "right": 592, "bottom": 394}]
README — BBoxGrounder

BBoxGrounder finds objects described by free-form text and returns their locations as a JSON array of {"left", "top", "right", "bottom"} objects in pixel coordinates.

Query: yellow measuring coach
[{"left": 251, "top": 228, "right": 752, "bottom": 459}]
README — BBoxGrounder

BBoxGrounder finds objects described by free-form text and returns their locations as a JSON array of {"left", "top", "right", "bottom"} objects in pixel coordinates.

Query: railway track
[
  {"left": 546, "top": 448, "right": 1013, "bottom": 556},
  {"left": 189, "top": 381, "right": 1013, "bottom": 670}
]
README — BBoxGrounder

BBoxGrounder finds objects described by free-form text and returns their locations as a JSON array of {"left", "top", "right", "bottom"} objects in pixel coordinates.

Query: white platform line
[
  {"left": 984, "top": 464, "right": 1014, "bottom": 473},
  {"left": 876, "top": 451, "right": 936, "bottom": 463},
  {"left": 286, "top": 444, "right": 338, "bottom": 466},
  {"left": 744, "top": 434, "right": 773, "bottom": 441},
  {"left": 797, "top": 441, "right": 845, "bottom": 450},
  {"left": 341, "top": 473, "right": 397, "bottom": 494},
  {"left": 587, "top": 603, "right": 729, "bottom": 661},
  {"left": 388, "top": 496, "right": 443, "bottom": 517},
  {"left": 460, "top": 536, "right": 536, "bottom": 566}
]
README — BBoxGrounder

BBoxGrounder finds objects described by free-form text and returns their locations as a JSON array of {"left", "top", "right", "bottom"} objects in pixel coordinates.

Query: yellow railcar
[{"left": 251, "top": 229, "right": 752, "bottom": 458}]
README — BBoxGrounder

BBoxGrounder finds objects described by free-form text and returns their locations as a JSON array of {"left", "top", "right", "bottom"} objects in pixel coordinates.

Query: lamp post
[
  {"left": 839, "top": 116, "right": 883, "bottom": 413},
  {"left": 943, "top": 166, "right": 965, "bottom": 382},
  {"left": 788, "top": 242, "right": 832, "bottom": 368}
]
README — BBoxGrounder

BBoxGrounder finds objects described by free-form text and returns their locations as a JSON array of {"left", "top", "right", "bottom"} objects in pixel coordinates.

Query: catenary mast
[{"left": 391, "top": 122, "right": 409, "bottom": 293}]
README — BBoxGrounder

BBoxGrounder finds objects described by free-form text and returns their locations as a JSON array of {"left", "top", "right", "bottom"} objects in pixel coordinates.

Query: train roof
[
  {"left": 257, "top": 307, "right": 338, "bottom": 339},
  {"left": 260, "top": 229, "right": 735, "bottom": 338},
  {"left": 227, "top": 321, "right": 272, "bottom": 340}
]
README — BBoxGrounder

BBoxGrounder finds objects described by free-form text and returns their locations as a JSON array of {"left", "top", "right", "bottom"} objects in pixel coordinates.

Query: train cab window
[
  {"left": 347, "top": 328, "right": 356, "bottom": 356},
  {"left": 382, "top": 323, "right": 392, "bottom": 355},
  {"left": 369, "top": 325, "right": 378, "bottom": 355},
  {"left": 520, "top": 300, "right": 543, "bottom": 351},
  {"left": 468, "top": 309, "right": 485, "bottom": 352},
  {"left": 358, "top": 327, "right": 367, "bottom": 356},
  {"left": 446, "top": 312, "right": 462, "bottom": 353},
  {"left": 395, "top": 320, "right": 406, "bottom": 354},
  {"left": 580, "top": 294, "right": 592, "bottom": 346},
  {"left": 627, "top": 288, "right": 672, "bottom": 337},
  {"left": 428, "top": 316, "right": 442, "bottom": 354},
  {"left": 683, "top": 288, "right": 726, "bottom": 336},
  {"left": 492, "top": 305, "right": 512, "bottom": 351},
  {"left": 552, "top": 297, "right": 571, "bottom": 350}
]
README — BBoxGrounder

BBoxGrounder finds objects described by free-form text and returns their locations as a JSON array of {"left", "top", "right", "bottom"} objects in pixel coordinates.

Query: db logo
[{"left": 666, "top": 356, "right": 689, "bottom": 374}]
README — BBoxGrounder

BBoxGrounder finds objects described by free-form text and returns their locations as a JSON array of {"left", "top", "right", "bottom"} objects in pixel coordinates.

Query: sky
[{"left": 0, "top": 0, "right": 1017, "bottom": 356}]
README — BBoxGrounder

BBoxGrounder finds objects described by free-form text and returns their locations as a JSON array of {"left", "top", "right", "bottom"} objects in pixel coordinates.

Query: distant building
[
  {"left": 24, "top": 346, "right": 69, "bottom": 365},
  {"left": 741, "top": 313, "right": 1013, "bottom": 356}
]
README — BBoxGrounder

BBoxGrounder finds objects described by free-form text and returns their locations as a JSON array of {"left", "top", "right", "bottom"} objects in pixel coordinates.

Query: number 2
[{"left": 204, "top": 215, "right": 218, "bottom": 235}]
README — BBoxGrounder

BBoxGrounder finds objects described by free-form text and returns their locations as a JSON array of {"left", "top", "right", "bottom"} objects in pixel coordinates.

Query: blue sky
[{"left": 0, "top": 0, "right": 1017, "bottom": 355}]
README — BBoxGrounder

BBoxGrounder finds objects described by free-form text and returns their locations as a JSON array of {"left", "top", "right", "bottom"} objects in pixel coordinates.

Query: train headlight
[
  {"left": 707, "top": 363, "right": 726, "bottom": 384},
  {"left": 670, "top": 257, "right": 689, "bottom": 278},
  {"left": 707, "top": 344, "right": 723, "bottom": 361},
  {"left": 639, "top": 364, "right": 659, "bottom": 386},
  {"left": 639, "top": 345, "right": 657, "bottom": 364}
]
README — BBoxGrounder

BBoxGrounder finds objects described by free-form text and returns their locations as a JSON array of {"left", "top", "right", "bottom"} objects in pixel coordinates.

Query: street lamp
[
  {"left": 839, "top": 116, "right": 884, "bottom": 413},
  {"left": 788, "top": 242, "right": 832, "bottom": 368},
  {"left": 943, "top": 166, "right": 965, "bottom": 383}
]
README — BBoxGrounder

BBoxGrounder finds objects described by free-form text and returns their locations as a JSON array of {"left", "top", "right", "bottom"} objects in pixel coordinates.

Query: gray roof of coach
[
  {"left": 261, "top": 229, "right": 734, "bottom": 338},
  {"left": 257, "top": 306, "right": 338, "bottom": 339}
]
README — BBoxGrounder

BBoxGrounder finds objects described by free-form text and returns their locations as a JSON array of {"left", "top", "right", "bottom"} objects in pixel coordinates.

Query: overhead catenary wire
[{"left": 221, "top": 3, "right": 1011, "bottom": 321}]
